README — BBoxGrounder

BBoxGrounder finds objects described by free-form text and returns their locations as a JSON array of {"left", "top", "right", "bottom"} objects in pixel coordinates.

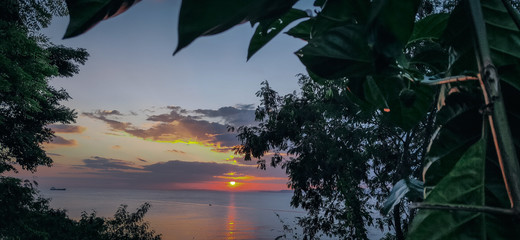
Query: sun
[{"left": 229, "top": 181, "right": 236, "bottom": 186}]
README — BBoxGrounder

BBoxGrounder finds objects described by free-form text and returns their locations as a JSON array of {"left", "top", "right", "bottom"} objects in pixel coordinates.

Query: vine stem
[{"left": 469, "top": 0, "right": 520, "bottom": 210}]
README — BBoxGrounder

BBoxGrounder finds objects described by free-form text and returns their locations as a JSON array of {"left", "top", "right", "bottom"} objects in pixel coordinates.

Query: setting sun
[{"left": 229, "top": 181, "right": 236, "bottom": 186}]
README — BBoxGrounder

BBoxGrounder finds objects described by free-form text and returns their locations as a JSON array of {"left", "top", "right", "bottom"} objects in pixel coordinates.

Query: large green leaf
[
  {"left": 296, "top": 24, "right": 373, "bottom": 79},
  {"left": 423, "top": 90, "right": 482, "bottom": 190},
  {"left": 408, "top": 138, "right": 487, "bottom": 239},
  {"left": 367, "top": 0, "right": 421, "bottom": 58},
  {"left": 175, "top": 0, "right": 297, "bottom": 54},
  {"left": 286, "top": 19, "right": 313, "bottom": 41},
  {"left": 64, "top": 0, "right": 140, "bottom": 38},
  {"left": 408, "top": 13, "right": 450, "bottom": 44},
  {"left": 247, "top": 9, "right": 308, "bottom": 60},
  {"left": 482, "top": 0, "right": 520, "bottom": 92},
  {"left": 381, "top": 178, "right": 423, "bottom": 215},
  {"left": 319, "top": 0, "right": 370, "bottom": 25}
]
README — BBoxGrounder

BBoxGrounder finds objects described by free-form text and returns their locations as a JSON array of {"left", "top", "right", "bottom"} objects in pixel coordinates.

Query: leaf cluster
[
  {"left": 0, "top": 176, "right": 162, "bottom": 240},
  {"left": 0, "top": 0, "right": 88, "bottom": 172},
  {"left": 234, "top": 75, "right": 430, "bottom": 239}
]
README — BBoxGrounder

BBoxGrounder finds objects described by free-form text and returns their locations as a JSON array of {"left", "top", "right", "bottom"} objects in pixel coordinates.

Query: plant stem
[
  {"left": 410, "top": 202, "right": 518, "bottom": 216},
  {"left": 468, "top": 0, "right": 520, "bottom": 210},
  {"left": 393, "top": 202, "right": 404, "bottom": 240}
]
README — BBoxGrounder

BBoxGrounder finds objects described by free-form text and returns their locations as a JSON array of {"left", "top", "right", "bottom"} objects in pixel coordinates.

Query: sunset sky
[{"left": 17, "top": 0, "right": 314, "bottom": 191}]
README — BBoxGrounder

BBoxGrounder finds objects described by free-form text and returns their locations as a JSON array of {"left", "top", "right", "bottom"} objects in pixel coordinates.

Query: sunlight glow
[{"left": 229, "top": 181, "right": 236, "bottom": 186}]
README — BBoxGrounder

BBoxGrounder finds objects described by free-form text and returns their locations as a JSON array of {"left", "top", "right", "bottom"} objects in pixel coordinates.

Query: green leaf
[
  {"left": 320, "top": 0, "right": 369, "bottom": 24},
  {"left": 286, "top": 19, "right": 313, "bottom": 41},
  {"left": 175, "top": 0, "right": 297, "bottom": 54},
  {"left": 368, "top": 0, "right": 421, "bottom": 58},
  {"left": 64, "top": 0, "right": 140, "bottom": 38},
  {"left": 296, "top": 24, "right": 372, "bottom": 79},
  {"left": 381, "top": 178, "right": 423, "bottom": 215},
  {"left": 408, "top": 138, "right": 487, "bottom": 239},
  {"left": 482, "top": 0, "right": 520, "bottom": 92},
  {"left": 247, "top": 9, "right": 308, "bottom": 60},
  {"left": 363, "top": 76, "right": 388, "bottom": 110},
  {"left": 423, "top": 90, "right": 482, "bottom": 189},
  {"left": 408, "top": 13, "right": 450, "bottom": 44}
]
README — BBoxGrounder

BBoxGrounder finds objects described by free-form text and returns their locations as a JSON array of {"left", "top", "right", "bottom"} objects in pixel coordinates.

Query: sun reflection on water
[{"left": 226, "top": 193, "right": 236, "bottom": 239}]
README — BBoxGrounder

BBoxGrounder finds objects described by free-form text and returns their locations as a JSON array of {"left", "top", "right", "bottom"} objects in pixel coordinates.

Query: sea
[{"left": 39, "top": 188, "right": 384, "bottom": 240}]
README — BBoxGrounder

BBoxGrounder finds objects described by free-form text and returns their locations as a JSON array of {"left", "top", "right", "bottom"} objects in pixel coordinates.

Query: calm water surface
[
  {"left": 40, "top": 188, "right": 304, "bottom": 240},
  {"left": 40, "top": 188, "right": 384, "bottom": 239}
]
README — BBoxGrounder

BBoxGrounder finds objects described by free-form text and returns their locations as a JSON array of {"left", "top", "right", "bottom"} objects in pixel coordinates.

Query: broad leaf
[
  {"left": 286, "top": 19, "right": 313, "bottom": 41},
  {"left": 363, "top": 76, "right": 388, "bottom": 110},
  {"left": 64, "top": 0, "right": 140, "bottom": 38},
  {"left": 247, "top": 9, "right": 308, "bottom": 60},
  {"left": 408, "top": 13, "right": 450, "bottom": 44},
  {"left": 408, "top": 138, "right": 487, "bottom": 239},
  {"left": 423, "top": 90, "right": 482, "bottom": 189},
  {"left": 296, "top": 24, "right": 372, "bottom": 79},
  {"left": 175, "top": 0, "right": 297, "bottom": 54},
  {"left": 381, "top": 178, "right": 423, "bottom": 215},
  {"left": 482, "top": 0, "right": 520, "bottom": 92},
  {"left": 367, "top": 0, "right": 421, "bottom": 58},
  {"left": 320, "top": 0, "right": 370, "bottom": 24}
]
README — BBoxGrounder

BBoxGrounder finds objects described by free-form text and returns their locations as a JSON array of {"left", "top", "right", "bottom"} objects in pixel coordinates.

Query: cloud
[
  {"left": 193, "top": 106, "right": 255, "bottom": 126},
  {"left": 137, "top": 157, "right": 148, "bottom": 163},
  {"left": 49, "top": 124, "right": 86, "bottom": 134},
  {"left": 46, "top": 152, "right": 63, "bottom": 157},
  {"left": 79, "top": 156, "right": 142, "bottom": 172},
  {"left": 49, "top": 136, "right": 77, "bottom": 146},
  {"left": 112, "top": 145, "right": 122, "bottom": 149},
  {"left": 167, "top": 149, "right": 186, "bottom": 154},
  {"left": 83, "top": 105, "right": 256, "bottom": 151},
  {"left": 98, "top": 110, "right": 123, "bottom": 116},
  {"left": 73, "top": 157, "right": 287, "bottom": 189}
]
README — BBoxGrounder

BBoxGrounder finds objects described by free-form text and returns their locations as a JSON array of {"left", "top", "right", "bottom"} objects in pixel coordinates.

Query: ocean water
[
  {"left": 39, "top": 188, "right": 384, "bottom": 240},
  {"left": 39, "top": 188, "right": 304, "bottom": 240}
]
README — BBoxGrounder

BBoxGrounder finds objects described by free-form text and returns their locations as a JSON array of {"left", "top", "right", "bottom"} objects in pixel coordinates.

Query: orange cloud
[
  {"left": 49, "top": 124, "right": 86, "bottom": 134},
  {"left": 167, "top": 149, "right": 186, "bottom": 154},
  {"left": 46, "top": 135, "right": 77, "bottom": 146},
  {"left": 82, "top": 106, "right": 254, "bottom": 152}
]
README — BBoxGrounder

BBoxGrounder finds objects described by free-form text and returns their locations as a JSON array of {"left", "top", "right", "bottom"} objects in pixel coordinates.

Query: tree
[
  {"left": 233, "top": 75, "right": 430, "bottom": 239},
  {"left": 63, "top": 0, "right": 520, "bottom": 239},
  {"left": 0, "top": 2, "right": 162, "bottom": 239},
  {"left": 0, "top": 176, "right": 161, "bottom": 240},
  {"left": 0, "top": 0, "right": 88, "bottom": 172}
]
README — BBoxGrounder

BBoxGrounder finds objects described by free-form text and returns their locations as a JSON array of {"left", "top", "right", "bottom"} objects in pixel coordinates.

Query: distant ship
[{"left": 50, "top": 187, "right": 66, "bottom": 191}]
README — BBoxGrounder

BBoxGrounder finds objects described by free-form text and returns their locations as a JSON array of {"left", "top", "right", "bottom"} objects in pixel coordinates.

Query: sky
[{"left": 16, "top": 0, "right": 314, "bottom": 191}]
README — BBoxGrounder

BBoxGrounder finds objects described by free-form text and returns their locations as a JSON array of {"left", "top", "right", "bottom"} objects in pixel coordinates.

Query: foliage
[
  {"left": 63, "top": 0, "right": 520, "bottom": 239},
  {"left": 0, "top": 0, "right": 88, "bottom": 172},
  {"left": 0, "top": 176, "right": 161, "bottom": 240},
  {"left": 104, "top": 203, "right": 162, "bottom": 240},
  {"left": 232, "top": 75, "right": 430, "bottom": 239}
]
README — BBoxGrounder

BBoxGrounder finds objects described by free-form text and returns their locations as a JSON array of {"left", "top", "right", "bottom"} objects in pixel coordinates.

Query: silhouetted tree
[
  {"left": 233, "top": 75, "right": 431, "bottom": 239},
  {"left": 0, "top": 0, "right": 88, "bottom": 172},
  {"left": 0, "top": 176, "right": 162, "bottom": 240}
]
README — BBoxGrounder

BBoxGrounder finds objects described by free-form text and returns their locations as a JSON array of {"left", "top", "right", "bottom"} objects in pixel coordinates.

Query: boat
[{"left": 50, "top": 187, "right": 66, "bottom": 191}]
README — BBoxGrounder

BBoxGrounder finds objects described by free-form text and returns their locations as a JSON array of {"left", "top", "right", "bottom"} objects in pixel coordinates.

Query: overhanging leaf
[
  {"left": 286, "top": 19, "right": 313, "bottom": 41},
  {"left": 296, "top": 24, "right": 372, "bottom": 79},
  {"left": 175, "top": 0, "right": 297, "bottom": 55},
  {"left": 408, "top": 13, "right": 450, "bottom": 44},
  {"left": 368, "top": 0, "right": 421, "bottom": 58},
  {"left": 247, "top": 9, "right": 308, "bottom": 60},
  {"left": 64, "top": 0, "right": 140, "bottom": 38},
  {"left": 381, "top": 178, "right": 423, "bottom": 215}
]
